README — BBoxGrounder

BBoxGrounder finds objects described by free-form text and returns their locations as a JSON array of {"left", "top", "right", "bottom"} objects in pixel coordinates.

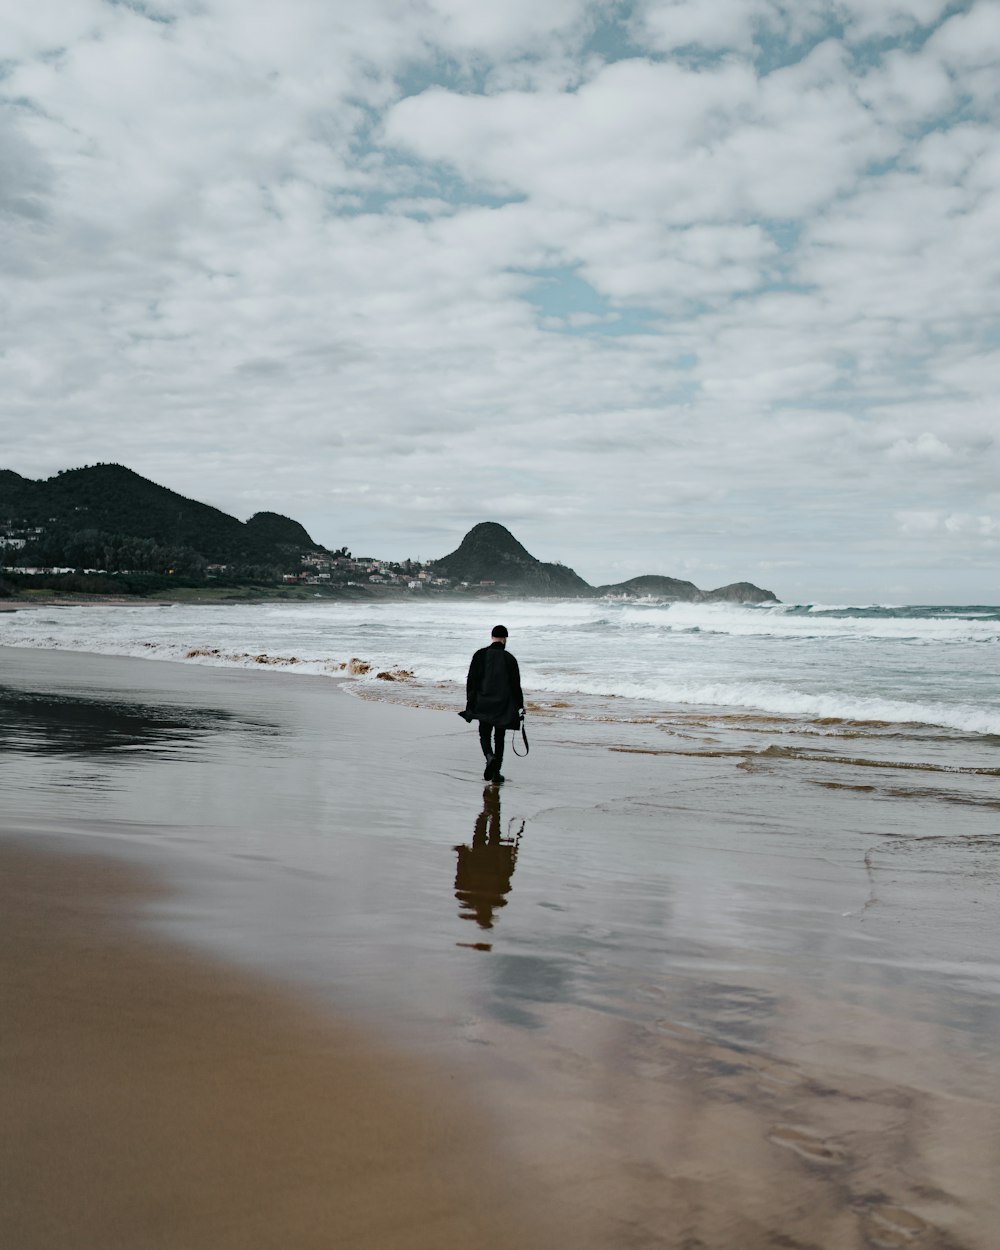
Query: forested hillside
[
  {"left": 433, "top": 522, "right": 591, "bottom": 594},
  {"left": 0, "top": 464, "right": 323, "bottom": 577}
]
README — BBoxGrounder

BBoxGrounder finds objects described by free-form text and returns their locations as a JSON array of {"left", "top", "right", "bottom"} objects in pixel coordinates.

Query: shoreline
[
  {"left": 0, "top": 594, "right": 151, "bottom": 610},
  {"left": 3, "top": 599, "right": 998, "bottom": 745},
  {"left": 2, "top": 646, "right": 999, "bottom": 1248},
  {"left": 3, "top": 623, "right": 997, "bottom": 794},
  {"left": 0, "top": 583, "right": 571, "bottom": 610}
]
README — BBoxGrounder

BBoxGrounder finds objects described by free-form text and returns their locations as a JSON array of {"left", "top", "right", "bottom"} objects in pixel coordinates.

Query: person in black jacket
[{"left": 459, "top": 625, "right": 524, "bottom": 784}]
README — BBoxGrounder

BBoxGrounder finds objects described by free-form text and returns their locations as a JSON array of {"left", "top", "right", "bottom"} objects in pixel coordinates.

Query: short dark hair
[{"left": 491, "top": 624, "right": 508, "bottom": 638}]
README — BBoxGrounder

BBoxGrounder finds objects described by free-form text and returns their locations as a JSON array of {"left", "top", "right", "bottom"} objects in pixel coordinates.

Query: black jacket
[{"left": 464, "top": 641, "right": 524, "bottom": 728}]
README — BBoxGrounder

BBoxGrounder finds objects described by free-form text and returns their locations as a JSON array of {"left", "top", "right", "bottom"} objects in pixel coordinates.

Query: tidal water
[{"left": 2, "top": 598, "right": 998, "bottom": 805}]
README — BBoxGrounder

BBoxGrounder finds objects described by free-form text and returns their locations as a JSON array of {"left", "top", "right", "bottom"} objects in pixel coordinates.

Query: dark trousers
[{"left": 478, "top": 721, "right": 505, "bottom": 771}]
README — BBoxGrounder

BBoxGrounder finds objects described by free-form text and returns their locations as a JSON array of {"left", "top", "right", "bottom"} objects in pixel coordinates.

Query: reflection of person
[
  {"left": 459, "top": 624, "right": 524, "bottom": 784},
  {"left": 454, "top": 786, "right": 522, "bottom": 932}
]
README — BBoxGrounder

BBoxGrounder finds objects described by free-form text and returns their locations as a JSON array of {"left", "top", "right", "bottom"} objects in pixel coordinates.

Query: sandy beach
[
  {"left": 2, "top": 645, "right": 999, "bottom": 1249},
  {"left": 0, "top": 841, "right": 562, "bottom": 1250}
]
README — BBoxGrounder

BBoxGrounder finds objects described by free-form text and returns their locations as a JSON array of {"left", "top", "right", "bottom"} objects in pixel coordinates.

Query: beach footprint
[
  {"left": 766, "top": 1124, "right": 846, "bottom": 1164},
  {"left": 858, "top": 1204, "right": 930, "bottom": 1247}
]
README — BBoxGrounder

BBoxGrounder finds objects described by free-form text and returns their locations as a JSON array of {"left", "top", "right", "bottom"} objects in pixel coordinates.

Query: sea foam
[{"left": 2, "top": 598, "right": 998, "bottom": 738}]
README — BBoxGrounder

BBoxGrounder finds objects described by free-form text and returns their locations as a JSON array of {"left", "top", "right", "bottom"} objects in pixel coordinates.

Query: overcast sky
[{"left": 2, "top": 1, "right": 998, "bottom": 601}]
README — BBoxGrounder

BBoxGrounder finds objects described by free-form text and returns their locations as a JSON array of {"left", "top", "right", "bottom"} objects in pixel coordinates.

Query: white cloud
[
  {"left": 896, "top": 509, "right": 1000, "bottom": 543},
  {"left": 887, "top": 432, "right": 956, "bottom": 461},
  {"left": 633, "top": 0, "right": 770, "bottom": 53},
  {"left": 857, "top": 45, "right": 955, "bottom": 123},
  {"left": 1, "top": 0, "right": 998, "bottom": 600},
  {"left": 420, "top": 0, "right": 595, "bottom": 53},
  {"left": 0, "top": 112, "right": 52, "bottom": 224},
  {"left": 384, "top": 47, "right": 892, "bottom": 226},
  {"left": 632, "top": 0, "right": 955, "bottom": 55},
  {"left": 837, "top": 0, "right": 955, "bottom": 42},
  {"left": 0, "top": 0, "right": 107, "bottom": 60},
  {"left": 928, "top": 0, "right": 1000, "bottom": 69},
  {"left": 896, "top": 509, "right": 943, "bottom": 535}
]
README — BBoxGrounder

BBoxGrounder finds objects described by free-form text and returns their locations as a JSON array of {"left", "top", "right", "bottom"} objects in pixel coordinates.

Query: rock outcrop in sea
[
  {"left": 700, "top": 580, "right": 779, "bottom": 604},
  {"left": 434, "top": 524, "right": 778, "bottom": 602},
  {"left": 592, "top": 574, "right": 702, "bottom": 600},
  {"left": 595, "top": 574, "right": 778, "bottom": 603}
]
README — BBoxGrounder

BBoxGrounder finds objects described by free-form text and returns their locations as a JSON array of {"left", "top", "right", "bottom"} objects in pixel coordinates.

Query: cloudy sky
[{"left": 2, "top": 0, "right": 998, "bottom": 601}]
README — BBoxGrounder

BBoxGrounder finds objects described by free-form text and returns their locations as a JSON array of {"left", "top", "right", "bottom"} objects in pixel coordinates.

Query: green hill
[
  {"left": 433, "top": 522, "right": 590, "bottom": 595},
  {"left": 244, "top": 511, "right": 317, "bottom": 549},
  {"left": 432, "top": 523, "right": 778, "bottom": 601},
  {"left": 700, "top": 581, "right": 778, "bottom": 603},
  {"left": 593, "top": 574, "right": 702, "bottom": 601},
  {"left": 1, "top": 465, "right": 781, "bottom": 601},
  {"left": 0, "top": 463, "right": 323, "bottom": 575},
  {"left": 596, "top": 574, "right": 777, "bottom": 603}
]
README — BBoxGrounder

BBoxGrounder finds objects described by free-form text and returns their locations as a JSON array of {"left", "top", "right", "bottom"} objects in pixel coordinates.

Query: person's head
[{"left": 491, "top": 624, "right": 508, "bottom": 646}]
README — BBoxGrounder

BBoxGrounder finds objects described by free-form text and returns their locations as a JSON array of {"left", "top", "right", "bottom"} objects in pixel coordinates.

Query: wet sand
[
  {"left": 0, "top": 841, "right": 560, "bottom": 1250},
  {"left": 2, "top": 646, "right": 999, "bottom": 1249}
]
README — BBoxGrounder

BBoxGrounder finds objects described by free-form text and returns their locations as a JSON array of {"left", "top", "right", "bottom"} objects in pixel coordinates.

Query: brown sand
[
  {"left": 468, "top": 987, "right": 1000, "bottom": 1250},
  {"left": 7, "top": 842, "right": 996, "bottom": 1250},
  {"left": 0, "top": 841, "right": 557, "bottom": 1250}
]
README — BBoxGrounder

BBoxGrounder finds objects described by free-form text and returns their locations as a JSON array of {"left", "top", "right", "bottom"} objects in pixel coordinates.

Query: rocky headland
[
  {"left": 1, "top": 466, "right": 778, "bottom": 603},
  {"left": 431, "top": 524, "right": 777, "bottom": 603}
]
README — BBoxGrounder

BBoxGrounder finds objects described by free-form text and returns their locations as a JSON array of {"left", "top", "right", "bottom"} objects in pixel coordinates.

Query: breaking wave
[
  {"left": 518, "top": 674, "right": 1000, "bottom": 737},
  {"left": 2, "top": 597, "right": 998, "bottom": 739},
  {"left": 607, "top": 601, "right": 1000, "bottom": 643}
]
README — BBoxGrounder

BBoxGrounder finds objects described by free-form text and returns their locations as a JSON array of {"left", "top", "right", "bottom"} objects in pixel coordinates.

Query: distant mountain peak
[
  {"left": 434, "top": 522, "right": 590, "bottom": 594},
  {"left": 245, "top": 511, "right": 317, "bottom": 548},
  {"left": 57, "top": 462, "right": 151, "bottom": 484},
  {"left": 451, "top": 521, "right": 534, "bottom": 559}
]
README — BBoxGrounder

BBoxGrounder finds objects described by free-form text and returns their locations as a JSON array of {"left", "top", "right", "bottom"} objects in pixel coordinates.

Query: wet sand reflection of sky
[{"left": 0, "top": 684, "right": 276, "bottom": 760}]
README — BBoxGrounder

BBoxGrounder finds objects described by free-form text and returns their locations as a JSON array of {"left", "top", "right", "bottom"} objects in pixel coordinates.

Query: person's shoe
[
  {"left": 492, "top": 773, "right": 505, "bottom": 785},
  {"left": 483, "top": 754, "right": 495, "bottom": 780}
]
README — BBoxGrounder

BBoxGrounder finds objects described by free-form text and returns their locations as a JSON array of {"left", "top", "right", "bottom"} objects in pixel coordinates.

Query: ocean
[{"left": 2, "top": 597, "right": 998, "bottom": 804}]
